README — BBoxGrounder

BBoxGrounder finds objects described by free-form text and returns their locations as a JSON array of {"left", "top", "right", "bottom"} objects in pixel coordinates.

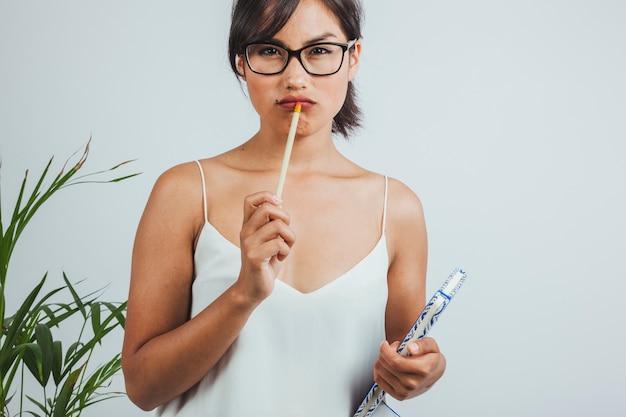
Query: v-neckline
[{"left": 195, "top": 220, "right": 386, "bottom": 296}]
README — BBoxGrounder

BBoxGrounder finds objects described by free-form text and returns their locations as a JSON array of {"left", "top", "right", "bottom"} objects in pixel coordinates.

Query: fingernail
[
  {"left": 379, "top": 340, "right": 385, "bottom": 348},
  {"left": 409, "top": 342, "right": 419, "bottom": 354}
]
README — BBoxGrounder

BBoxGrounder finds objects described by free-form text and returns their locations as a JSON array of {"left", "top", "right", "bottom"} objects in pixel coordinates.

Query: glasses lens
[
  {"left": 246, "top": 44, "right": 287, "bottom": 74},
  {"left": 301, "top": 43, "right": 345, "bottom": 75}
]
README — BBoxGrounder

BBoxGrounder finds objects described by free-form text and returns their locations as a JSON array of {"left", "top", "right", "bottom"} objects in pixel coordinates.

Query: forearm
[{"left": 123, "top": 281, "right": 260, "bottom": 411}]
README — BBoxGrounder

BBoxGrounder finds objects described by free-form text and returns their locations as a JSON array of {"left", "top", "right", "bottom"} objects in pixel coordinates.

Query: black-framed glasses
[{"left": 243, "top": 38, "right": 358, "bottom": 76}]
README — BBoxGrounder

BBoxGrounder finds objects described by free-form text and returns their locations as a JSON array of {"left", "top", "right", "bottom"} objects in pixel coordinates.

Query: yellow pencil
[{"left": 275, "top": 102, "right": 302, "bottom": 200}]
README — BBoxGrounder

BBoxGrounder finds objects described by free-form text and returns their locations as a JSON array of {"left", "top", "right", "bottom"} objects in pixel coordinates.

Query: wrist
[{"left": 229, "top": 281, "right": 262, "bottom": 310}]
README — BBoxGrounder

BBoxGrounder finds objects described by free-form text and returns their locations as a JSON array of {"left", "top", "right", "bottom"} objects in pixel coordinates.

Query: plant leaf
[
  {"left": 0, "top": 345, "right": 21, "bottom": 378},
  {"left": 71, "top": 355, "right": 122, "bottom": 409},
  {"left": 64, "top": 341, "right": 84, "bottom": 364},
  {"left": 102, "top": 302, "right": 126, "bottom": 328},
  {"left": 62, "top": 272, "right": 86, "bottom": 319},
  {"left": 0, "top": 282, "right": 5, "bottom": 336},
  {"left": 82, "top": 393, "right": 126, "bottom": 408},
  {"left": 62, "top": 322, "right": 119, "bottom": 377},
  {"left": 40, "top": 305, "right": 58, "bottom": 327},
  {"left": 0, "top": 273, "right": 46, "bottom": 367},
  {"left": 35, "top": 323, "right": 54, "bottom": 385},
  {"left": 90, "top": 302, "right": 101, "bottom": 346},
  {"left": 52, "top": 339, "right": 63, "bottom": 385},
  {"left": 22, "top": 342, "right": 43, "bottom": 384},
  {"left": 5, "top": 387, "right": 16, "bottom": 405},
  {"left": 9, "top": 168, "right": 28, "bottom": 234},
  {"left": 53, "top": 363, "right": 85, "bottom": 417},
  {"left": 26, "top": 394, "right": 48, "bottom": 415}
]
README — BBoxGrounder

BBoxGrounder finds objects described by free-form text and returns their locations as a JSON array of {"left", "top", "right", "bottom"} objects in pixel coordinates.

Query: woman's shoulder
[
  {"left": 156, "top": 156, "right": 225, "bottom": 187},
  {"left": 360, "top": 168, "right": 421, "bottom": 202},
  {"left": 384, "top": 174, "right": 426, "bottom": 261},
  {"left": 386, "top": 176, "right": 423, "bottom": 208},
  {"left": 148, "top": 157, "right": 226, "bottom": 226},
  {"left": 347, "top": 163, "right": 423, "bottom": 210}
]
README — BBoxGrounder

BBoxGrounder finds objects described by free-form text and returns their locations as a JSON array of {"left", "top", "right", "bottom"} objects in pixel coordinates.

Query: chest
[{"left": 203, "top": 176, "right": 389, "bottom": 294}]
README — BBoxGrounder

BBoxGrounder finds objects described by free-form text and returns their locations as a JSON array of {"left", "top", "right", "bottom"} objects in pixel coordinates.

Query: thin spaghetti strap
[
  {"left": 193, "top": 160, "right": 208, "bottom": 224},
  {"left": 382, "top": 175, "right": 388, "bottom": 236}
]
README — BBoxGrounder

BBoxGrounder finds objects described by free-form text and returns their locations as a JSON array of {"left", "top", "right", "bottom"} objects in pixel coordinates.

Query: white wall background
[{"left": 1, "top": 1, "right": 625, "bottom": 416}]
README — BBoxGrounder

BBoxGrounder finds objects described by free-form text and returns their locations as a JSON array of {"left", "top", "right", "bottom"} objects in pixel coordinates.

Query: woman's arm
[
  {"left": 384, "top": 177, "right": 428, "bottom": 343},
  {"left": 121, "top": 163, "right": 260, "bottom": 411},
  {"left": 374, "top": 177, "right": 447, "bottom": 400}
]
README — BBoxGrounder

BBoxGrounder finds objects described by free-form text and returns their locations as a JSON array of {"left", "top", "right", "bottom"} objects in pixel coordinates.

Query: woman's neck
[{"left": 236, "top": 124, "right": 341, "bottom": 177}]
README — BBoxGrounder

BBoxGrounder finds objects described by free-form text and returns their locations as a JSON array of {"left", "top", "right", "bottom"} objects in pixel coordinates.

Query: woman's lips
[{"left": 277, "top": 101, "right": 315, "bottom": 110}]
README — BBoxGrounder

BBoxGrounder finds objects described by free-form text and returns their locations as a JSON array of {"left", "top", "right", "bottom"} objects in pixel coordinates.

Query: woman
[{"left": 121, "top": 0, "right": 446, "bottom": 415}]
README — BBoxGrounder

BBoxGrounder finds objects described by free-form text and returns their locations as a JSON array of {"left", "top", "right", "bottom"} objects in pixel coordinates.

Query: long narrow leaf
[
  {"left": 0, "top": 282, "right": 5, "bottom": 336},
  {"left": 40, "top": 305, "right": 58, "bottom": 326},
  {"left": 53, "top": 364, "right": 85, "bottom": 417},
  {"left": 64, "top": 341, "right": 84, "bottom": 365},
  {"left": 62, "top": 322, "right": 120, "bottom": 377},
  {"left": 0, "top": 158, "right": 4, "bottom": 237},
  {"left": 90, "top": 303, "right": 101, "bottom": 346},
  {"left": 59, "top": 172, "right": 142, "bottom": 189},
  {"left": 34, "top": 324, "right": 54, "bottom": 385},
  {"left": 70, "top": 158, "right": 138, "bottom": 182},
  {"left": 20, "top": 156, "right": 55, "bottom": 227},
  {"left": 40, "top": 303, "right": 81, "bottom": 329},
  {"left": 81, "top": 393, "right": 126, "bottom": 408},
  {"left": 52, "top": 339, "right": 63, "bottom": 385},
  {"left": 0, "top": 273, "right": 46, "bottom": 363},
  {"left": 102, "top": 302, "right": 125, "bottom": 327},
  {"left": 62, "top": 273, "right": 86, "bottom": 319},
  {"left": 9, "top": 168, "right": 28, "bottom": 232},
  {"left": 26, "top": 394, "right": 48, "bottom": 416},
  {"left": 22, "top": 343, "right": 43, "bottom": 384},
  {"left": 72, "top": 355, "right": 121, "bottom": 409}
]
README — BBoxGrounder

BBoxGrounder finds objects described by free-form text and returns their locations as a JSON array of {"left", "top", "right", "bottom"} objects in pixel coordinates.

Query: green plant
[{"left": 0, "top": 137, "right": 141, "bottom": 417}]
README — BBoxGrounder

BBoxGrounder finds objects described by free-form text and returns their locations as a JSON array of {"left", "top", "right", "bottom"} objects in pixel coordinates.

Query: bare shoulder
[
  {"left": 149, "top": 161, "right": 205, "bottom": 231},
  {"left": 149, "top": 157, "right": 228, "bottom": 231},
  {"left": 385, "top": 176, "right": 425, "bottom": 218},
  {"left": 384, "top": 176, "right": 427, "bottom": 264}
]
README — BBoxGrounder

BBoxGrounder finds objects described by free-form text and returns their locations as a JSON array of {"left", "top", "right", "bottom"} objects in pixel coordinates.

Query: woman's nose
[{"left": 282, "top": 55, "right": 309, "bottom": 87}]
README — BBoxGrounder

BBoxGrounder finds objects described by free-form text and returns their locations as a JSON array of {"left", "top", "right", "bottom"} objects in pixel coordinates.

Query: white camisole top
[{"left": 154, "top": 160, "right": 390, "bottom": 417}]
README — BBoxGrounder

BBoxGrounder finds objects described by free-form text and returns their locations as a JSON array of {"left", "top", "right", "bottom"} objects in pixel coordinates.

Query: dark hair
[{"left": 228, "top": 0, "right": 364, "bottom": 140}]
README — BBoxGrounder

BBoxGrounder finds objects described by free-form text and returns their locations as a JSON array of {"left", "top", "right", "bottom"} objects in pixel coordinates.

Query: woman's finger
[
  {"left": 375, "top": 367, "right": 408, "bottom": 401},
  {"left": 380, "top": 340, "right": 430, "bottom": 376},
  {"left": 247, "top": 202, "right": 290, "bottom": 229},
  {"left": 375, "top": 357, "right": 404, "bottom": 389},
  {"left": 259, "top": 218, "right": 295, "bottom": 244},
  {"left": 242, "top": 191, "right": 282, "bottom": 224}
]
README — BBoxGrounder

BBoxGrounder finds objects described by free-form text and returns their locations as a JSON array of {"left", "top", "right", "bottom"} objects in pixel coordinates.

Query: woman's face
[{"left": 236, "top": 0, "right": 362, "bottom": 138}]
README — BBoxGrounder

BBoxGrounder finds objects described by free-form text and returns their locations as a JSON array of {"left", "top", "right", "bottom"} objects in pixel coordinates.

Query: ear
[
  {"left": 235, "top": 54, "right": 247, "bottom": 80},
  {"left": 347, "top": 40, "right": 362, "bottom": 82}
]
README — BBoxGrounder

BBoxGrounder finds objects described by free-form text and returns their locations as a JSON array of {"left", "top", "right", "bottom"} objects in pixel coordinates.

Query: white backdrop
[{"left": 1, "top": 1, "right": 625, "bottom": 416}]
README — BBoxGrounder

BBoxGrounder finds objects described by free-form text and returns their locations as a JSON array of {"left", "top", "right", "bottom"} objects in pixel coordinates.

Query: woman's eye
[
  {"left": 259, "top": 47, "right": 278, "bottom": 56},
  {"left": 310, "top": 47, "right": 330, "bottom": 55}
]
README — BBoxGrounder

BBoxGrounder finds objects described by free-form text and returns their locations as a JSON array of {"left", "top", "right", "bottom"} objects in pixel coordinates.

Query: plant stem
[
  {"left": 71, "top": 315, "right": 94, "bottom": 417},
  {"left": 77, "top": 316, "right": 87, "bottom": 345},
  {"left": 43, "top": 385, "right": 47, "bottom": 415},
  {"left": 19, "top": 361, "right": 24, "bottom": 416},
  {"left": 74, "top": 346, "right": 93, "bottom": 417}
]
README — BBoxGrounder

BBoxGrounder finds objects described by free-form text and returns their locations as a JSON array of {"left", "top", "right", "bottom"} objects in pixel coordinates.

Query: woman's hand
[
  {"left": 235, "top": 191, "right": 296, "bottom": 303},
  {"left": 373, "top": 337, "right": 446, "bottom": 401}
]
